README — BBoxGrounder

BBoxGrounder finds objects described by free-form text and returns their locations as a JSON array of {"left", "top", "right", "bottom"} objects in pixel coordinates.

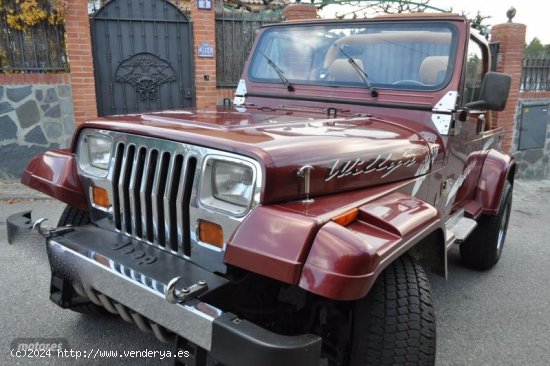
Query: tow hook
[
  {"left": 33, "top": 218, "right": 75, "bottom": 239},
  {"left": 165, "top": 277, "right": 208, "bottom": 304},
  {"left": 6, "top": 211, "right": 74, "bottom": 244}
]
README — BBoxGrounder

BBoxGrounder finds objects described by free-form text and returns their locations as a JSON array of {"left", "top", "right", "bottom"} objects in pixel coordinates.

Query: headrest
[
  {"left": 328, "top": 59, "right": 364, "bottom": 83},
  {"left": 419, "top": 56, "right": 449, "bottom": 85}
]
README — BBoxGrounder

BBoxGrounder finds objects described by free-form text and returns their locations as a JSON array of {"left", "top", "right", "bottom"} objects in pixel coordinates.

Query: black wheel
[
  {"left": 57, "top": 205, "right": 90, "bottom": 227},
  {"left": 349, "top": 256, "right": 436, "bottom": 366},
  {"left": 56, "top": 206, "right": 109, "bottom": 316},
  {"left": 460, "top": 181, "right": 513, "bottom": 270}
]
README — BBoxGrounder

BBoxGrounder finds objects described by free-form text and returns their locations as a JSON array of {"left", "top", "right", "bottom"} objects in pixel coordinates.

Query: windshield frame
[{"left": 247, "top": 20, "right": 460, "bottom": 93}]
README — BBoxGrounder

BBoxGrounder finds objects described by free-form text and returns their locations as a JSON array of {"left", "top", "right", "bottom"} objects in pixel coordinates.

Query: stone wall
[
  {"left": 0, "top": 83, "right": 75, "bottom": 179},
  {"left": 511, "top": 98, "right": 550, "bottom": 179}
]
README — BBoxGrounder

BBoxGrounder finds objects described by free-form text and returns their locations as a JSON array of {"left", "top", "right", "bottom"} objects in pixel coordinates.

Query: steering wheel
[{"left": 392, "top": 80, "right": 426, "bottom": 86}]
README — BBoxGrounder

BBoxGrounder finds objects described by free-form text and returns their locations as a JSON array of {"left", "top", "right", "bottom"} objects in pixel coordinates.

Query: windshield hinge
[
  {"left": 234, "top": 79, "right": 247, "bottom": 107},
  {"left": 432, "top": 91, "right": 458, "bottom": 135}
]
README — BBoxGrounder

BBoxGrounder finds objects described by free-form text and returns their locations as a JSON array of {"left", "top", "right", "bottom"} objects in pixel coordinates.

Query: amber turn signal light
[
  {"left": 198, "top": 220, "right": 224, "bottom": 248},
  {"left": 92, "top": 186, "right": 110, "bottom": 208},
  {"left": 332, "top": 208, "right": 359, "bottom": 226}
]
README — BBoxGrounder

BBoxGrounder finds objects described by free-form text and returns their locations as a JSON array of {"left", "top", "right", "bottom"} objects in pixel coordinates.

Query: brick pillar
[
  {"left": 490, "top": 22, "right": 526, "bottom": 152},
  {"left": 283, "top": 3, "right": 318, "bottom": 21},
  {"left": 190, "top": 0, "right": 217, "bottom": 110},
  {"left": 64, "top": 1, "right": 98, "bottom": 125}
]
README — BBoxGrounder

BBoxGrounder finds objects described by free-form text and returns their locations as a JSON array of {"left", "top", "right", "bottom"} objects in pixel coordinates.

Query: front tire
[
  {"left": 460, "top": 181, "right": 513, "bottom": 270},
  {"left": 57, "top": 205, "right": 90, "bottom": 227},
  {"left": 349, "top": 256, "right": 436, "bottom": 366}
]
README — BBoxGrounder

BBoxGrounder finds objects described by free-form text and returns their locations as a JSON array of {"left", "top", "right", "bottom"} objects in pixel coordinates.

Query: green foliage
[{"left": 525, "top": 37, "right": 550, "bottom": 58}]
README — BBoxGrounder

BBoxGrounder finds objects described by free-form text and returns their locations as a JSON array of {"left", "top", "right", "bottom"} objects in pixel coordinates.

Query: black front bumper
[
  {"left": 6, "top": 210, "right": 34, "bottom": 244},
  {"left": 43, "top": 223, "right": 321, "bottom": 366}
]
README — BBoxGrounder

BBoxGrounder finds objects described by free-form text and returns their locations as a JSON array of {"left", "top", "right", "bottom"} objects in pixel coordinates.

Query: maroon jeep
[{"left": 8, "top": 14, "right": 514, "bottom": 366}]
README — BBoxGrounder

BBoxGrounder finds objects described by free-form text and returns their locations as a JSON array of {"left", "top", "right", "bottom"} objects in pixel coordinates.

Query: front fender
[
  {"left": 21, "top": 149, "right": 88, "bottom": 211},
  {"left": 475, "top": 149, "right": 515, "bottom": 215},
  {"left": 299, "top": 192, "right": 441, "bottom": 301},
  {"left": 225, "top": 205, "right": 320, "bottom": 284}
]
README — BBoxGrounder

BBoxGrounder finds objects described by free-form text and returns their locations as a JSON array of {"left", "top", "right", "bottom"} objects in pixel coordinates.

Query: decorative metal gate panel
[
  {"left": 91, "top": 0, "right": 194, "bottom": 116},
  {"left": 215, "top": 9, "right": 282, "bottom": 88}
]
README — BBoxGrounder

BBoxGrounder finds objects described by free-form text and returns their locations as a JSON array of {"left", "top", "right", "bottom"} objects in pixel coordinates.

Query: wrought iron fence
[
  {"left": 216, "top": 8, "right": 282, "bottom": 88},
  {"left": 521, "top": 58, "right": 550, "bottom": 92},
  {"left": 0, "top": 4, "right": 67, "bottom": 73}
]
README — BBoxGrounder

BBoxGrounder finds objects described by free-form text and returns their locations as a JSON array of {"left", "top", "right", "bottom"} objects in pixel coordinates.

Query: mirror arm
[{"left": 464, "top": 100, "right": 487, "bottom": 110}]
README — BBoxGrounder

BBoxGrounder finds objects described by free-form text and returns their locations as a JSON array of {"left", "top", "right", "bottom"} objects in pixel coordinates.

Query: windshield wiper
[
  {"left": 261, "top": 52, "right": 295, "bottom": 92},
  {"left": 336, "top": 46, "right": 378, "bottom": 97}
]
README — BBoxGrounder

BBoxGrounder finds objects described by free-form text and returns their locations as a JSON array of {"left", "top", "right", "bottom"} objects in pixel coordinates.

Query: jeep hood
[{"left": 83, "top": 109, "right": 435, "bottom": 203}]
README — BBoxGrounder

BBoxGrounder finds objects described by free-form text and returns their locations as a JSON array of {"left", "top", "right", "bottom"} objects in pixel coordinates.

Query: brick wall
[
  {"left": 0, "top": 74, "right": 70, "bottom": 85},
  {"left": 191, "top": 0, "right": 218, "bottom": 110},
  {"left": 490, "top": 23, "right": 527, "bottom": 152},
  {"left": 491, "top": 23, "right": 550, "bottom": 179},
  {"left": 520, "top": 91, "right": 550, "bottom": 99},
  {"left": 283, "top": 4, "right": 318, "bottom": 21},
  {"left": 64, "top": 0, "right": 98, "bottom": 125}
]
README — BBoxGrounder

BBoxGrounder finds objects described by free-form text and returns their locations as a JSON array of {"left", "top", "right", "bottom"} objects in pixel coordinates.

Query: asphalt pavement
[{"left": 1, "top": 179, "right": 549, "bottom": 365}]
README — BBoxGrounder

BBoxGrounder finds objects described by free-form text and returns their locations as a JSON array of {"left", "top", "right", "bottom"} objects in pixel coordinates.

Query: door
[
  {"left": 91, "top": 0, "right": 194, "bottom": 116},
  {"left": 518, "top": 104, "right": 549, "bottom": 150}
]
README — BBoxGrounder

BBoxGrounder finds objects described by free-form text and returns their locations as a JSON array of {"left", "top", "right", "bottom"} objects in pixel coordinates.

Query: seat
[
  {"left": 419, "top": 56, "right": 449, "bottom": 85},
  {"left": 328, "top": 58, "right": 364, "bottom": 83}
]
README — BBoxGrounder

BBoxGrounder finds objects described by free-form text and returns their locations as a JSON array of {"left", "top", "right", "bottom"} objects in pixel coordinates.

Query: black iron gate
[{"left": 91, "top": 0, "right": 194, "bottom": 116}]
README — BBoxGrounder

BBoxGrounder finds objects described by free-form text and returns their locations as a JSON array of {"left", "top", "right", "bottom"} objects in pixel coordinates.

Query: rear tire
[
  {"left": 460, "top": 181, "right": 513, "bottom": 270},
  {"left": 56, "top": 205, "right": 108, "bottom": 316},
  {"left": 349, "top": 256, "right": 436, "bottom": 366}
]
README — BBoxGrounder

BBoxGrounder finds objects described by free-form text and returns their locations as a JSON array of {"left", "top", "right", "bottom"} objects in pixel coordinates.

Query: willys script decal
[{"left": 325, "top": 153, "right": 417, "bottom": 181}]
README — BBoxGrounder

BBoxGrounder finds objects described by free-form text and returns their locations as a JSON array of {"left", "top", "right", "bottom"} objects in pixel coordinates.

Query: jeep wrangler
[{"left": 8, "top": 14, "right": 514, "bottom": 366}]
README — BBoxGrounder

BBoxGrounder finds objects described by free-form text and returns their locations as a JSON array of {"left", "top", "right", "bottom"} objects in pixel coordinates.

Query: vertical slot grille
[
  {"left": 181, "top": 157, "right": 196, "bottom": 257},
  {"left": 143, "top": 150, "right": 158, "bottom": 243},
  {"left": 167, "top": 155, "right": 184, "bottom": 252},
  {"left": 130, "top": 148, "right": 146, "bottom": 238},
  {"left": 153, "top": 152, "right": 170, "bottom": 247},
  {"left": 112, "top": 144, "right": 125, "bottom": 231},
  {"left": 121, "top": 145, "right": 136, "bottom": 233},
  {"left": 112, "top": 143, "right": 194, "bottom": 257}
]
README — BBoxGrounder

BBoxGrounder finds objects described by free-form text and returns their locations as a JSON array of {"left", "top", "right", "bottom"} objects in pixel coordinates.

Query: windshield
[{"left": 248, "top": 22, "right": 458, "bottom": 91}]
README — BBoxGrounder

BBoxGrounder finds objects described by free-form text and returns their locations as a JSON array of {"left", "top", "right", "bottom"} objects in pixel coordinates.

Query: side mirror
[{"left": 464, "top": 72, "right": 511, "bottom": 111}]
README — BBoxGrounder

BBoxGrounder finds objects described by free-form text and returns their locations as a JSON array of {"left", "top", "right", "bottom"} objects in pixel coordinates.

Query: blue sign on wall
[{"left": 198, "top": 42, "right": 214, "bottom": 58}]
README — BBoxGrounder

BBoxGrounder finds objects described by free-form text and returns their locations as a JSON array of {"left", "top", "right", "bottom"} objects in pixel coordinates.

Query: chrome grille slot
[
  {"left": 142, "top": 149, "right": 158, "bottom": 243},
  {"left": 166, "top": 154, "right": 184, "bottom": 252},
  {"left": 151, "top": 152, "right": 170, "bottom": 247},
  {"left": 112, "top": 142, "right": 194, "bottom": 256}
]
